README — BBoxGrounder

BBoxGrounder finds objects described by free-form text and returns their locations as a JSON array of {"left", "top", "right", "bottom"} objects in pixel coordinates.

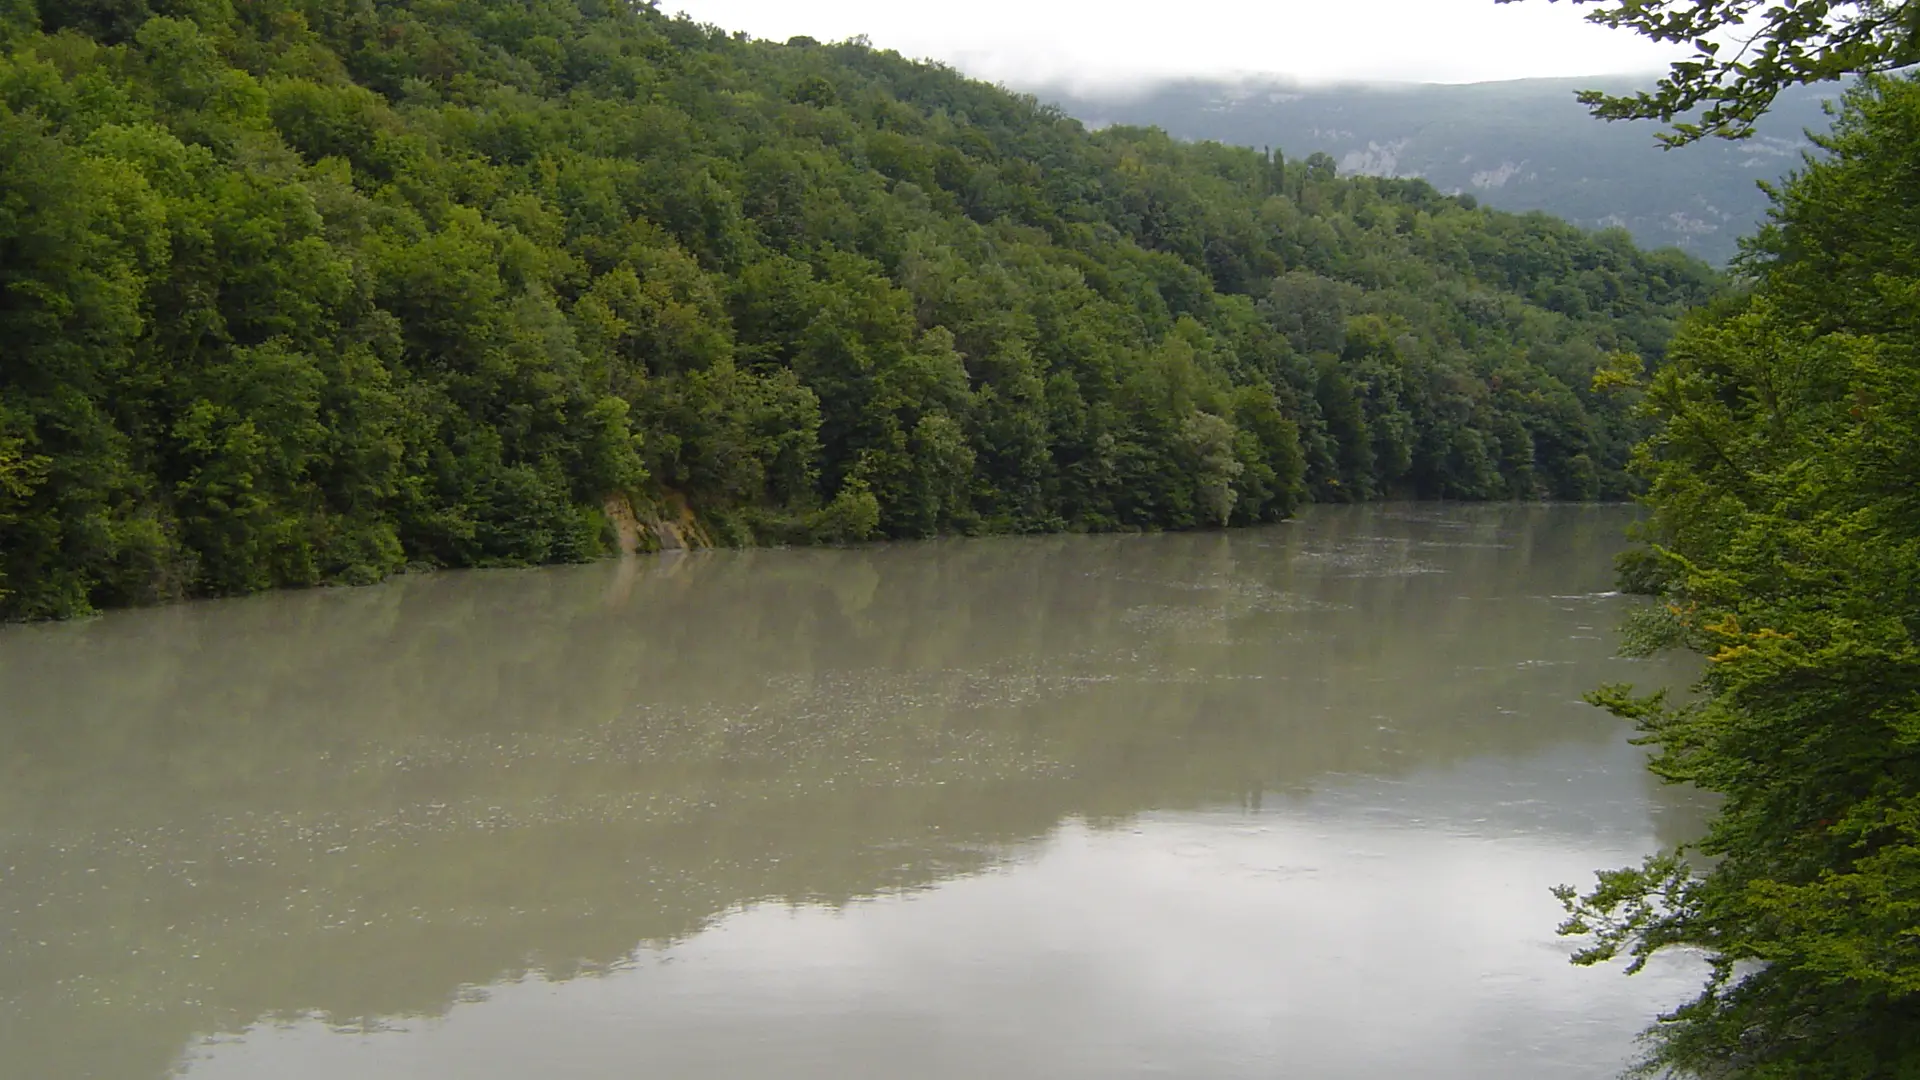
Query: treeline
[{"left": 0, "top": 0, "right": 1716, "bottom": 618}]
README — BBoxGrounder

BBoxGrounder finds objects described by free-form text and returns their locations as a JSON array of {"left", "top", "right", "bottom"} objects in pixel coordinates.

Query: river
[{"left": 0, "top": 504, "right": 1708, "bottom": 1079}]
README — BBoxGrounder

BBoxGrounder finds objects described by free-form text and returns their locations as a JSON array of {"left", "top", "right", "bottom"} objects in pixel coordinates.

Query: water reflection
[{"left": 0, "top": 505, "right": 1703, "bottom": 1079}]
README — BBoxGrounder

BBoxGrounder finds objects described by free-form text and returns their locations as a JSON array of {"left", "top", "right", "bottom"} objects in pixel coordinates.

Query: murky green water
[{"left": 0, "top": 504, "right": 1708, "bottom": 1079}]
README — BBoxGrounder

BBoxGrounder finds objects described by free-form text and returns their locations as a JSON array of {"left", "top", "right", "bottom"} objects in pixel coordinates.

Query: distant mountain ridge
[{"left": 1036, "top": 76, "right": 1843, "bottom": 264}]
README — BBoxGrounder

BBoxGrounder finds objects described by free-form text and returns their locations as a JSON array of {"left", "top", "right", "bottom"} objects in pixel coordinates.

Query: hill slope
[
  {"left": 0, "top": 1, "right": 1715, "bottom": 618},
  {"left": 1040, "top": 76, "right": 1840, "bottom": 264}
]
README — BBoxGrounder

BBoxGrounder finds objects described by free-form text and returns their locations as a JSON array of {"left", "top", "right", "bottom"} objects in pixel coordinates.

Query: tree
[
  {"left": 1503, "top": 0, "right": 1920, "bottom": 144},
  {"left": 1554, "top": 76, "right": 1920, "bottom": 1077}
]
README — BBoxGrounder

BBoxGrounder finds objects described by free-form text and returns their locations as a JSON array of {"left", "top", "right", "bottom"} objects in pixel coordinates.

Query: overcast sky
[{"left": 665, "top": 0, "right": 1690, "bottom": 90}]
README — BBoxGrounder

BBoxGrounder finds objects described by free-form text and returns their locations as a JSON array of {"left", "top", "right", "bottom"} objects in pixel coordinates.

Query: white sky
[{"left": 666, "top": 0, "right": 1692, "bottom": 90}]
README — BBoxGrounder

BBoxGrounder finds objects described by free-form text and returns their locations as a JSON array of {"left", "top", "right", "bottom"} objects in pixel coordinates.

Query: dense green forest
[
  {"left": 1533, "top": 0, "right": 1920, "bottom": 1069},
  {"left": 0, "top": 0, "right": 1717, "bottom": 619}
]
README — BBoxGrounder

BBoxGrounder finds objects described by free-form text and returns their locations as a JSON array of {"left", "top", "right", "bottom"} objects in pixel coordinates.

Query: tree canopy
[{"left": 0, "top": 0, "right": 1718, "bottom": 619}]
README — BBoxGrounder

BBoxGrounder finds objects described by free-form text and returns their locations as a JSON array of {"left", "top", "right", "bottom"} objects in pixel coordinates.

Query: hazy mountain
[{"left": 1039, "top": 76, "right": 1844, "bottom": 264}]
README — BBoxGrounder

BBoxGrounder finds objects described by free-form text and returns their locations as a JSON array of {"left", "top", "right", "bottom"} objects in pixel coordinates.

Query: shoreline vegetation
[
  {"left": 1558, "top": 72, "right": 1920, "bottom": 1078},
  {"left": 0, "top": 0, "right": 1716, "bottom": 621},
  {"left": 1508, "top": 0, "right": 1920, "bottom": 1070}
]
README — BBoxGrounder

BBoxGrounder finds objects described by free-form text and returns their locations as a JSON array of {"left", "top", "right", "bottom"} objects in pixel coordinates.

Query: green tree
[{"left": 1556, "top": 76, "right": 1920, "bottom": 1077}]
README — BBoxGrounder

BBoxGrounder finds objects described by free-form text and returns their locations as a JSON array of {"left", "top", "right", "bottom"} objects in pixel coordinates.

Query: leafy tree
[{"left": 1556, "top": 75, "right": 1920, "bottom": 1077}]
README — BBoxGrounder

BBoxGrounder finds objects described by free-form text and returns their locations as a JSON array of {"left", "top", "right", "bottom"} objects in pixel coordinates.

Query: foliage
[
  {"left": 1558, "top": 75, "right": 1920, "bottom": 1077},
  {"left": 0, "top": 0, "right": 1716, "bottom": 618},
  {"left": 1503, "top": 0, "right": 1920, "bottom": 144}
]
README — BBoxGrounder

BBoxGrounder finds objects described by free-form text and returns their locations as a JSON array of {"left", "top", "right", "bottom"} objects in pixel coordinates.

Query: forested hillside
[{"left": 0, "top": 0, "right": 1716, "bottom": 619}]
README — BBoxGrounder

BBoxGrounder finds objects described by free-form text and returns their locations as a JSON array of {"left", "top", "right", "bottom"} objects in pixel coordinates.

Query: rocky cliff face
[{"left": 1040, "top": 76, "right": 1841, "bottom": 265}]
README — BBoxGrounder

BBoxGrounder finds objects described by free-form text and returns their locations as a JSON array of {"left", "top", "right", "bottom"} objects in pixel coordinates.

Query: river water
[{"left": 0, "top": 504, "right": 1708, "bottom": 1080}]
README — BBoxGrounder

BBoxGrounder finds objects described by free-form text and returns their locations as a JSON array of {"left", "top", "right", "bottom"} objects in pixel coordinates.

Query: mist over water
[{"left": 0, "top": 504, "right": 1706, "bottom": 1079}]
